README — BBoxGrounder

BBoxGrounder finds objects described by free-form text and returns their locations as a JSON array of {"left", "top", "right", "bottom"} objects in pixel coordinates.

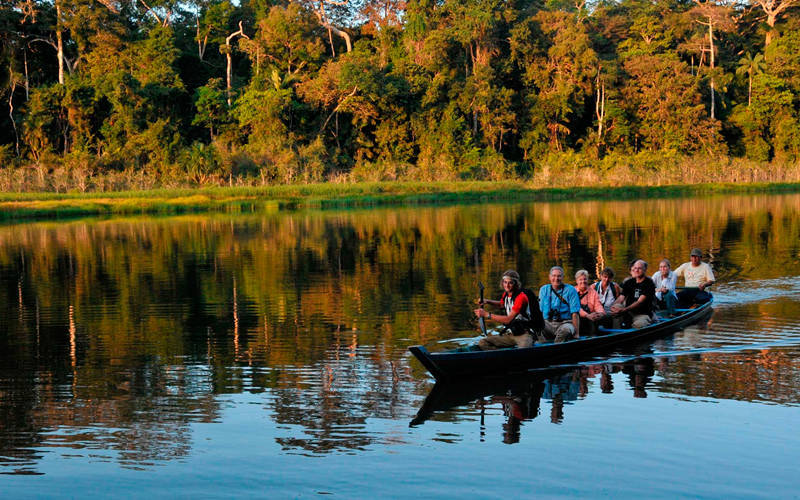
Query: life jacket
[{"left": 502, "top": 289, "right": 546, "bottom": 333}]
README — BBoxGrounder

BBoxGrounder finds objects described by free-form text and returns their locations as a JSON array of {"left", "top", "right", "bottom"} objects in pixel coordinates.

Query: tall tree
[
  {"left": 749, "top": 0, "right": 800, "bottom": 47},
  {"left": 736, "top": 52, "right": 765, "bottom": 106},
  {"left": 690, "top": 0, "right": 735, "bottom": 120},
  {"left": 224, "top": 20, "right": 248, "bottom": 105}
]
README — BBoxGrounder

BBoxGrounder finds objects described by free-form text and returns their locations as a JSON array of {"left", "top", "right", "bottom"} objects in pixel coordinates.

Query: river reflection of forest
[
  {"left": 1, "top": 193, "right": 800, "bottom": 468},
  {"left": 412, "top": 346, "right": 800, "bottom": 444}
]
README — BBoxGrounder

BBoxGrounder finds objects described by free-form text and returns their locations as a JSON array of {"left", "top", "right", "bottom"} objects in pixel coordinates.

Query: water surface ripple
[{"left": 1, "top": 194, "right": 799, "bottom": 496}]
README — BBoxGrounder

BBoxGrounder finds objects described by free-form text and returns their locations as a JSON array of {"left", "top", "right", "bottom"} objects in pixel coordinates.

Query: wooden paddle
[{"left": 478, "top": 281, "right": 488, "bottom": 336}]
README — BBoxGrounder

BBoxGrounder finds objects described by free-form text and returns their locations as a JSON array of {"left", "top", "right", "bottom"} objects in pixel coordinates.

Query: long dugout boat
[{"left": 409, "top": 297, "right": 714, "bottom": 381}]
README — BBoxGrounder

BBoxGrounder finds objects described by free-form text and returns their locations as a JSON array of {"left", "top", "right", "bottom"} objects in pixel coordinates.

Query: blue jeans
[
  {"left": 677, "top": 288, "right": 711, "bottom": 308},
  {"left": 657, "top": 292, "right": 678, "bottom": 315}
]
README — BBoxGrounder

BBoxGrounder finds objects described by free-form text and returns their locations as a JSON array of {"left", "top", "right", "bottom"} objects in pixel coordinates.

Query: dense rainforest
[{"left": 0, "top": 0, "right": 799, "bottom": 190}]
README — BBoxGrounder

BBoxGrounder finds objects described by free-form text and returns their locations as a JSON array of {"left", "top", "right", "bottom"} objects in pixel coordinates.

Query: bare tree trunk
[
  {"left": 138, "top": 0, "right": 164, "bottom": 25},
  {"left": 469, "top": 43, "right": 475, "bottom": 73},
  {"left": 765, "top": 14, "right": 775, "bottom": 47},
  {"left": 327, "top": 27, "right": 336, "bottom": 57},
  {"left": 709, "top": 20, "right": 715, "bottom": 120},
  {"left": 8, "top": 69, "right": 19, "bottom": 155},
  {"left": 595, "top": 74, "right": 605, "bottom": 140},
  {"left": 327, "top": 25, "right": 351, "bottom": 53},
  {"left": 23, "top": 49, "right": 29, "bottom": 100},
  {"left": 225, "top": 22, "right": 249, "bottom": 106},
  {"left": 196, "top": 16, "right": 208, "bottom": 60},
  {"left": 226, "top": 51, "right": 233, "bottom": 105},
  {"left": 313, "top": 3, "right": 351, "bottom": 54},
  {"left": 56, "top": 2, "right": 64, "bottom": 84}
]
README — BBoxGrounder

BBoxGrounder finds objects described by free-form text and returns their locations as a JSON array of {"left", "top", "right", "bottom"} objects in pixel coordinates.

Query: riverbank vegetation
[
  {"left": 1, "top": 0, "right": 799, "bottom": 191},
  {"left": 2, "top": 180, "right": 800, "bottom": 220}
]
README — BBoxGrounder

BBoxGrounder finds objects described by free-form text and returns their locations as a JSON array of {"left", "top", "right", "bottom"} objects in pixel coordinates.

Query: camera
[{"left": 548, "top": 311, "right": 558, "bottom": 321}]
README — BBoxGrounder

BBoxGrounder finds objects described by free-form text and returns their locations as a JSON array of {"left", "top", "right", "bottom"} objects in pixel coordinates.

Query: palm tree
[{"left": 736, "top": 52, "right": 766, "bottom": 107}]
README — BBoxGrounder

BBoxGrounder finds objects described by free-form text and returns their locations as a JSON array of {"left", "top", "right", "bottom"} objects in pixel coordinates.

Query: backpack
[
  {"left": 594, "top": 281, "right": 618, "bottom": 299},
  {"left": 520, "top": 288, "right": 546, "bottom": 332}
]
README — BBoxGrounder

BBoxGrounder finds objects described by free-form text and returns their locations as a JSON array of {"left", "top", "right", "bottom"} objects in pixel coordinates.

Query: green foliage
[
  {"left": 622, "top": 54, "right": 723, "bottom": 154},
  {"left": 617, "top": 0, "right": 677, "bottom": 58},
  {"left": 244, "top": 4, "right": 325, "bottom": 76},
  {"left": 199, "top": 0, "right": 236, "bottom": 48},
  {"left": 765, "top": 22, "right": 800, "bottom": 95},
  {"left": 2, "top": 0, "right": 800, "bottom": 189},
  {"left": 193, "top": 78, "right": 230, "bottom": 140},
  {"left": 178, "top": 142, "right": 224, "bottom": 183},
  {"left": 730, "top": 73, "right": 798, "bottom": 161},
  {"left": 22, "top": 84, "right": 67, "bottom": 161}
]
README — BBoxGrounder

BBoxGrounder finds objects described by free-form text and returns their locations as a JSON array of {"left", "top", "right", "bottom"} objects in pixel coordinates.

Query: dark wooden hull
[{"left": 409, "top": 298, "right": 713, "bottom": 381}]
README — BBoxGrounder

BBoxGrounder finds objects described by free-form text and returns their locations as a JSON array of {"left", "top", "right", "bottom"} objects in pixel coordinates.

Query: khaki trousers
[
  {"left": 629, "top": 314, "right": 652, "bottom": 329},
  {"left": 541, "top": 320, "right": 576, "bottom": 343},
  {"left": 479, "top": 332, "right": 534, "bottom": 350}
]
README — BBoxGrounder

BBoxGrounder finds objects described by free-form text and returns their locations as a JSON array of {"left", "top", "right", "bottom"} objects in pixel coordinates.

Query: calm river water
[{"left": 1, "top": 194, "right": 799, "bottom": 497}]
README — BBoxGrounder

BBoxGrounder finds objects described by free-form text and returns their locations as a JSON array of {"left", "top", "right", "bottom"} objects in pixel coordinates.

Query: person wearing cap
[
  {"left": 474, "top": 270, "right": 535, "bottom": 350},
  {"left": 674, "top": 248, "right": 715, "bottom": 307},
  {"left": 538, "top": 266, "right": 581, "bottom": 343}
]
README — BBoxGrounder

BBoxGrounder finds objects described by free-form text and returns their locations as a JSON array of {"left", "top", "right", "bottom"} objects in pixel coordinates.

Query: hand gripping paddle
[{"left": 478, "top": 281, "right": 488, "bottom": 336}]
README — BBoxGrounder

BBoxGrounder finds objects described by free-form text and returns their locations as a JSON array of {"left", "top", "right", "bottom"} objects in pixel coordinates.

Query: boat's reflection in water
[{"left": 411, "top": 357, "right": 657, "bottom": 443}]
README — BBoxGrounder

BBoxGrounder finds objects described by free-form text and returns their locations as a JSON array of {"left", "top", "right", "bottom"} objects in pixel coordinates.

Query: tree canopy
[{"left": 1, "top": 0, "right": 799, "bottom": 188}]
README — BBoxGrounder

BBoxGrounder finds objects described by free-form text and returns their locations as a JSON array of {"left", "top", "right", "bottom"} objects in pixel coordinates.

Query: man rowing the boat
[
  {"left": 473, "top": 270, "right": 537, "bottom": 350},
  {"left": 610, "top": 259, "right": 655, "bottom": 328},
  {"left": 674, "top": 248, "right": 715, "bottom": 307},
  {"left": 538, "top": 266, "right": 581, "bottom": 343}
]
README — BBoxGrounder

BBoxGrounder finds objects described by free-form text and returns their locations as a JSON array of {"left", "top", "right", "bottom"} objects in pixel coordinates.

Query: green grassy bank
[{"left": 2, "top": 180, "right": 800, "bottom": 221}]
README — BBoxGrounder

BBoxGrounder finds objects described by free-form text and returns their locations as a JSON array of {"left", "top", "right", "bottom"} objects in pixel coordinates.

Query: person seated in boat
[
  {"left": 574, "top": 269, "right": 605, "bottom": 335},
  {"left": 594, "top": 267, "right": 622, "bottom": 326},
  {"left": 473, "top": 270, "right": 536, "bottom": 350},
  {"left": 652, "top": 258, "right": 678, "bottom": 317},
  {"left": 610, "top": 259, "right": 656, "bottom": 329},
  {"left": 538, "top": 266, "right": 581, "bottom": 343},
  {"left": 674, "top": 248, "right": 715, "bottom": 307}
]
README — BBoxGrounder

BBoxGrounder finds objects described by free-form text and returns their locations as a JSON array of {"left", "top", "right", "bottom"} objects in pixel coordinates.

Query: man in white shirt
[{"left": 674, "top": 248, "right": 715, "bottom": 307}]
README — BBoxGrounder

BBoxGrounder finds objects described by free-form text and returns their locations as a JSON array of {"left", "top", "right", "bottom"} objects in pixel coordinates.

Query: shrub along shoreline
[{"left": 2, "top": 180, "right": 800, "bottom": 222}]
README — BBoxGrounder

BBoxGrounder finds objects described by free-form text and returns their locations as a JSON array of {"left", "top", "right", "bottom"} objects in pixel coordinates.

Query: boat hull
[{"left": 409, "top": 299, "right": 713, "bottom": 381}]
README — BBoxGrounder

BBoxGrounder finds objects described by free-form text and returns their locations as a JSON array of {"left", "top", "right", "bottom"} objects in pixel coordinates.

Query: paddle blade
[{"left": 478, "top": 281, "right": 487, "bottom": 335}]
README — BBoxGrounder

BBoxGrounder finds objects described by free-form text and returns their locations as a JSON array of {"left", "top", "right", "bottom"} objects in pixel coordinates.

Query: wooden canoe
[{"left": 409, "top": 298, "right": 713, "bottom": 381}]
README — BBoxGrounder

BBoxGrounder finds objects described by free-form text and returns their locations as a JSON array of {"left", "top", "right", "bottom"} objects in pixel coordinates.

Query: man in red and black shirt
[{"left": 474, "top": 270, "right": 535, "bottom": 350}]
